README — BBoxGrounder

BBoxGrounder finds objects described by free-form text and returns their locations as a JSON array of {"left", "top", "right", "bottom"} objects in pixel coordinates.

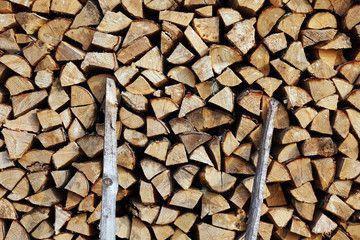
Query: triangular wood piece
[
  {"left": 209, "top": 87, "right": 234, "bottom": 112},
  {"left": 12, "top": 90, "right": 48, "bottom": 118},
  {"left": 166, "top": 143, "right": 188, "bottom": 166},
  {"left": 209, "top": 44, "right": 242, "bottom": 74},
  {"left": 72, "top": 160, "right": 102, "bottom": 184},
  {"left": 179, "top": 131, "right": 212, "bottom": 153},
  {"left": 283, "top": 41, "right": 310, "bottom": 71},
  {"left": 4, "top": 109, "right": 40, "bottom": 133},
  {"left": 145, "top": 139, "right": 170, "bottom": 161},
  {"left": 189, "top": 146, "right": 213, "bottom": 166},
  {"left": 186, "top": 107, "right": 234, "bottom": 131},
  {"left": 54, "top": 205, "right": 71, "bottom": 235},
  {"left": 60, "top": 62, "right": 86, "bottom": 87},
  {"left": 71, "top": 104, "right": 96, "bottom": 129},
  {"left": 135, "top": 46, "right": 163, "bottom": 72},
  {"left": 179, "top": 93, "right": 205, "bottom": 117},
  {"left": 2, "top": 129, "right": 35, "bottom": 159},
  {"left": 71, "top": 0, "right": 101, "bottom": 28},
  {"left": 224, "top": 156, "right": 255, "bottom": 175}
]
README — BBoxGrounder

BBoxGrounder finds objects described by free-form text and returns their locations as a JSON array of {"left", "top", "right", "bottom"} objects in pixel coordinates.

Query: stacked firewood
[{"left": 0, "top": 0, "right": 360, "bottom": 239}]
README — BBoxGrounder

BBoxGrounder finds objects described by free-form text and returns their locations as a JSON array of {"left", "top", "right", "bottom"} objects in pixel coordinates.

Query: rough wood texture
[
  {"left": 245, "top": 100, "right": 278, "bottom": 240},
  {"left": 0, "top": 1, "right": 359, "bottom": 239},
  {"left": 100, "top": 78, "right": 118, "bottom": 240}
]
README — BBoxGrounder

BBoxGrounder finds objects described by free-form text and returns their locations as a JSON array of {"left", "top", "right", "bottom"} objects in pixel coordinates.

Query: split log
[{"left": 0, "top": 1, "right": 359, "bottom": 239}]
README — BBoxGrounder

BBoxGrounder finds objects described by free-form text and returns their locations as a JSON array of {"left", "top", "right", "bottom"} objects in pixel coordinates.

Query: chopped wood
[
  {"left": 193, "top": 17, "right": 219, "bottom": 43},
  {"left": 264, "top": 32, "right": 288, "bottom": 54},
  {"left": 312, "top": 158, "right": 335, "bottom": 191},
  {"left": 228, "top": 0, "right": 265, "bottom": 16},
  {"left": 66, "top": 213, "right": 96, "bottom": 236},
  {"left": 147, "top": 171, "right": 169, "bottom": 199},
  {"left": 81, "top": 52, "right": 118, "bottom": 72},
  {"left": 130, "top": 217, "right": 151, "bottom": 240},
  {"left": 286, "top": 157, "right": 313, "bottom": 188},
  {"left": 5, "top": 221, "right": 29, "bottom": 240},
  {"left": 328, "top": 180, "right": 353, "bottom": 198},
  {"left": 0, "top": 2, "right": 359, "bottom": 239},
  {"left": 322, "top": 194, "right": 354, "bottom": 221},
  {"left": 199, "top": 166, "right": 236, "bottom": 193},
  {"left": 316, "top": 33, "right": 352, "bottom": 50},
  {"left": 338, "top": 133, "right": 359, "bottom": 159},
  {"left": 169, "top": 188, "right": 202, "bottom": 209},
  {"left": 52, "top": 142, "right": 82, "bottom": 169},
  {"left": 217, "top": 8, "right": 242, "bottom": 27},
  {"left": 97, "top": 11, "right": 132, "bottom": 33},
  {"left": 159, "top": 10, "right": 194, "bottom": 28},
  {"left": 166, "top": 142, "right": 187, "bottom": 166},
  {"left": 249, "top": 43, "right": 270, "bottom": 75},
  {"left": 64, "top": 27, "right": 95, "bottom": 51},
  {"left": 174, "top": 212, "right": 198, "bottom": 233},
  {"left": 195, "top": 6, "right": 213, "bottom": 17},
  {"left": 311, "top": 211, "right": 337, "bottom": 235},
  {"left": 117, "top": 36, "right": 152, "bottom": 65},
  {"left": 309, "top": 109, "right": 332, "bottom": 135},
  {"left": 290, "top": 182, "right": 318, "bottom": 203},
  {"left": 65, "top": 171, "right": 89, "bottom": 198},
  {"left": 0, "top": 29, "right": 20, "bottom": 53},
  {"left": 197, "top": 222, "right": 235, "bottom": 239},
  {"left": 161, "top": 20, "right": 183, "bottom": 55},
  {"left": 135, "top": 46, "right": 163, "bottom": 72},
  {"left": 257, "top": 7, "right": 285, "bottom": 38},
  {"left": 173, "top": 164, "right": 199, "bottom": 189},
  {"left": 2, "top": 129, "right": 34, "bottom": 159},
  {"left": 283, "top": 41, "right": 310, "bottom": 71},
  {"left": 336, "top": 157, "right": 360, "bottom": 180},
  {"left": 123, "top": 20, "right": 160, "bottom": 47},
  {"left": 301, "top": 137, "right": 337, "bottom": 157},
  {"left": 189, "top": 145, "right": 213, "bottom": 166},
  {"left": 4, "top": 109, "right": 40, "bottom": 133},
  {"left": 201, "top": 190, "right": 230, "bottom": 218},
  {"left": 27, "top": 188, "right": 64, "bottom": 207},
  {"left": 167, "top": 43, "right": 194, "bottom": 65},
  {"left": 290, "top": 216, "right": 311, "bottom": 238},
  {"left": 165, "top": 83, "right": 185, "bottom": 105},
  {"left": 56, "top": 41, "right": 85, "bottom": 63},
  {"left": 292, "top": 199, "right": 315, "bottom": 221}
]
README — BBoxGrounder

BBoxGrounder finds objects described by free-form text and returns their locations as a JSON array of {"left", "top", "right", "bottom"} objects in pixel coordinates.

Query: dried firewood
[
  {"left": 71, "top": 0, "right": 101, "bottom": 28},
  {"left": 66, "top": 213, "right": 97, "bottom": 236},
  {"left": 126, "top": 76, "right": 155, "bottom": 96},
  {"left": 263, "top": 32, "right": 287, "bottom": 54},
  {"left": 159, "top": 10, "right": 194, "bottom": 27},
  {"left": 290, "top": 216, "right": 311, "bottom": 238},
  {"left": 169, "top": 188, "right": 202, "bottom": 209},
  {"left": 201, "top": 190, "right": 230, "bottom": 218},
  {"left": 311, "top": 211, "right": 337, "bottom": 235},
  {"left": 257, "top": 7, "right": 285, "bottom": 38},
  {"left": 27, "top": 188, "right": 64, "bottom": 207},
  {"left": 167, "top": 43, "right": 194, "bottom": 65},
  {"left": 173, "top": 164, "right": 199, "bottom": 189},
  {"left": 338, "top": 133, "right": 359, "bottom": 159},
  {"left": 292, "top": 199, "right": 315, "bottom": 221},
  {"left": 97, "top": 11, "right": 132, "bottom": 33},
  {"left": 199, "top": 166, "right": 236, "bottom": 193},
  {"left": 249, "top": 43, "right": 270, "bottom": 76},
  {"left": 5, "top": 221, "right": 29, "bottom": 239}
]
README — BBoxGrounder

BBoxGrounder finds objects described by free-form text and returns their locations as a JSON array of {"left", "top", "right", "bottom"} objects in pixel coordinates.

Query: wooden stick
[
  {"left": 245, "top": 99, "right": 279, "bottom": 240},
  {"left": 100, "top": 78, "right": 118, "bottom": 240}
]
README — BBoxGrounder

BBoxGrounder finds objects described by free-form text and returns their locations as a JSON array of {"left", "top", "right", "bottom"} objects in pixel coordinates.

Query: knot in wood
[{"left": 103, "top": 177, "right": 113, "bottom": 186}]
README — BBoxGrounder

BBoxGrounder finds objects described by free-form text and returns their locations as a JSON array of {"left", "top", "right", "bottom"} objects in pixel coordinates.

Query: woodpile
[{"left": 0, "top": 0, "right": 359, "bottom": 239}]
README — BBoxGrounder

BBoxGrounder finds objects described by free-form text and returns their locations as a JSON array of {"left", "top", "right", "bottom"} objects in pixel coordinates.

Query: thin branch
[
  {"left": 245, "top": 99, "right": 279, "bottom": 240},
  {"left": 100, "top": 78, "right": 118, "bottom": 240}
]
